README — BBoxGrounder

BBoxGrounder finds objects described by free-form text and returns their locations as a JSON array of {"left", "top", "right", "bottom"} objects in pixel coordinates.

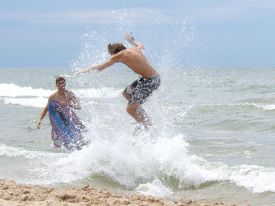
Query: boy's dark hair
[
  {"left": 55, "top": 77, "right": 66, "bottom": 84},
  {"left": 108, "top": 43, "right": 126, "bottom": 55}
]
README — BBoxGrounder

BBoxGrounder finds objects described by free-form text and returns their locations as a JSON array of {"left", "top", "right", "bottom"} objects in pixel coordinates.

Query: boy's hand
[{"left": 124, "top": 32, "right": 135, "bottom": 44}]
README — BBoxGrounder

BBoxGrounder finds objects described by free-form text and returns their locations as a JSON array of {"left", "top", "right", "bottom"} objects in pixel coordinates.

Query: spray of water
[{"left": 9, "top": 10, "right": 275, "bottom": 199}]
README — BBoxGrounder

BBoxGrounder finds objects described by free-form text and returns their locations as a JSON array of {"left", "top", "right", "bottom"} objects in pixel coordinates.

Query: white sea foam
[
  {"left": 237, "top": 103, "right": 275, "bottom": 111},
  {"left": 0, "top": 83, "right": 52, "bottom": 97},
  {"left": 0, "top": 83, "right": 121, "bottom": 107},
  {"left": 196, "top": 102, "right": 275, "bottom": 112},
  {"left": 28, "top": 134, "right": 200, "bottom": 186},
  {"left": 0, "top": 144, "right": 66, "bottom": 159},
  {"left": 2, "top": 97, "right": 48, "bottom": 108},
  {"left": 6, "top": 129, "right": 272, "bottom": 194},
  {"left": 135, "top": 179, "right": 174, "bottom": 198},
  {"left": 248, "top": 103, "right": 275, "bottom": 111},
  {"left": 229, "top": 165, "right": 275, "bottom": 193}
]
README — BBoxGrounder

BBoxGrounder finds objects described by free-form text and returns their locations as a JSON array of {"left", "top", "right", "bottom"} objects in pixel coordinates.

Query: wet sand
[{"left": 0, "top": 180, "right": 238, "bottom": 206}]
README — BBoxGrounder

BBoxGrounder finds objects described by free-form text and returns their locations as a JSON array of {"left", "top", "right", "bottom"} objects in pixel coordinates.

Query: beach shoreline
[{"left": 0, "top": 179, "right": 236, "bottom": 206}]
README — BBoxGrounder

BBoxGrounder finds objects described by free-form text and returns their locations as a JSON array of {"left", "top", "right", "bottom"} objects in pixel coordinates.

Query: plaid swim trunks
[{"left": 124, "top": 74, "right": 160, "bottom": 104}]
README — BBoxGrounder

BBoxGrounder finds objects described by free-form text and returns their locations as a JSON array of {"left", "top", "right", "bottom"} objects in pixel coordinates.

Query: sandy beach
[{"left": 0, "top": 180, "right": 236, "bottom": 206}]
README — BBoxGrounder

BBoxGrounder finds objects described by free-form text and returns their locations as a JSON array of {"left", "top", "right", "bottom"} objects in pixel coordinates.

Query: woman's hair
[{"left": 108, "top": 43, "right": 126, "bottom": 55}]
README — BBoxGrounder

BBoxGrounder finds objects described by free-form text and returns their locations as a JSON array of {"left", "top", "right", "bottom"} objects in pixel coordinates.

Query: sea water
[{"left": 1, "top": 67, "right": 275, "bottom": 205}]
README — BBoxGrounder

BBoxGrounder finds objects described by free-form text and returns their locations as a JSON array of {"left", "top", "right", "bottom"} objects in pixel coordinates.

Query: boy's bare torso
[
  {"left": 118, "top": 48, "right": 157, "bottom": 79},
  {"left": 49, "top": 90, "right": 73, "bottom": 107}
]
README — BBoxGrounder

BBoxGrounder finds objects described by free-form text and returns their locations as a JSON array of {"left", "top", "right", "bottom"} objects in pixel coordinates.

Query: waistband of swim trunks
[{"left": 142, "top": 73, "right": 160, "bottom": 80}]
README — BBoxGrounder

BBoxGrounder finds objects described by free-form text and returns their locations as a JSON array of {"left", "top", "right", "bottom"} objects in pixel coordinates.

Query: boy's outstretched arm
[{"left": 76, "top": 59, "right": 115, "bottom": 75}]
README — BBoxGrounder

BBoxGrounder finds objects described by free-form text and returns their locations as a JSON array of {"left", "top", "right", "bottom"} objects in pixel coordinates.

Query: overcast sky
[{"left": 0, "top": 0, "right": 275, "bottom": 68}]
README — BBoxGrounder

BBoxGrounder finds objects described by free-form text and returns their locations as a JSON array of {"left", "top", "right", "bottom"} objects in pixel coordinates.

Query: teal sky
[{"left": 1, "top": 0, "right": 275, "bottom": 68}]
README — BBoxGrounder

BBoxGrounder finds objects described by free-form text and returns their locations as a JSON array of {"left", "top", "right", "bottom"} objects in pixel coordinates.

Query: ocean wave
[
  {"left": 21, "top": 134, "right": 201, "bottom": 186},
  {"left": 0, "top": 83, "right": 121, "bottom": 98},
  {"left": 12, "top": 132, "right": 273, "bottom": 194},
  {"left": 0, "top": 83, "right": 122, "bottom": 107},
  {"left": 135, "top": 179, "right": 174, "bottom": 198},
  {"left": 0, "top": 144, "right": 66, "bottom": 159},
  {"left": 248, "top": 103, "right": 275, "bottom": 111},
  {"left": 194, "top": 102, "right": 275, "bottom": 112},
  {"left": 2, "top": 134, "right": 275, "bottom": 194},
  {"left": 1, "top": 97, "right": 48, "bottom": 108},
  {"left": 0, "top": 83, "right": 52, "bottom": 97},
  {"left": 229, "top": 164, "right": 275, "bottom": 193}
]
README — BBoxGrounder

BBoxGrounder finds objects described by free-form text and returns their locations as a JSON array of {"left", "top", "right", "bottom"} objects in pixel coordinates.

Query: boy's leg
[
  {"left": 122, "top": 90, "right": 131, "bottom": 101},
  {"left": 127, "top": 103, "right": 151, "bottom": 128}
]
